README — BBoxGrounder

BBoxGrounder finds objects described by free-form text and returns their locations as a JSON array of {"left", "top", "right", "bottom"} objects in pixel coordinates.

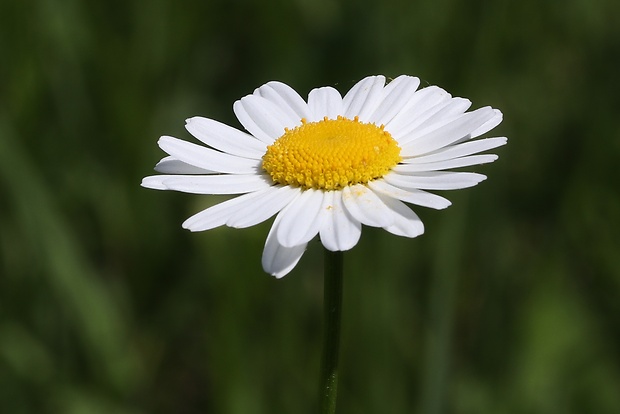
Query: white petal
[
  {"left": 182, "top": 191, "right": 265, "bottom": 232},
  {"left": 471, "top": 109, "right": 503, "bottom": 138},
  {"left": 319, "top": 191, "right": 362, "bottom": 251},
  {"left": 341, "top": 184, "right": 393, "bottom": 228},
  {"left": 401, "top": 137, "right": 507, "bottom": 164},
  {"left": 253, "top": 81, "right": 311, "bottom": 121},
  {"left": 378, "top": 195, "right": 425, "bottom": 238},
  {"left": 154, "top": 156, "right": 216, "bottom": 174},
  {"left": 143, "top": 174, "right": 272, "bottom": 194},
  {"left": 342, "top": 75, "right": 386, "bottom": 121},
  {"left": 141, "top": 176, "right": 167, "bottom": 190},
  {"left": 262, "top": 213, "right": 307, "bottom": 278},
  {"left": 393, "top": 154, "right": 499, "bottom": 172},
  {"left": 413, "top": 97, "right": 472, "bottom": 130},
  {"left": 368, "top": 179, "right": 451, "bottom": 210},
  {"left": 369, "top": 75, "right": 421, "bottom": 126},
  {"left": 185, "top": 117, "right": 267, "bottom": 159},
  {"left": 392, "top": 99, "right": 457, "bottom": 140},
  {"left": 385, "top": 86, "right": 451, "bottom": 135},
  {"left": 276, "top": 189, "right": 325, "bottom": 247},
  {"left": 384, "top": 171, "right": 487, "bottom": 190},
  {"left": 158, "top": 136, "right": 261, "bottom": 174},
  {"left": 226, "top": 185, "right": 301, "bottom": 228},
  {"left": 307, "top": 87, "right": 343, "bottom": 121},
  {"left": 399, "top": 107, "right": 497, "bottom": 156},
  {"left": 233, "top": 95, "right": 299, "bottom": 144}
]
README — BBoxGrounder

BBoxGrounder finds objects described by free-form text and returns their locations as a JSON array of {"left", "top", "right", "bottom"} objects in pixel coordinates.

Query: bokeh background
[{"left": 2, "top": 0, "right": 619, "bottom": 412}]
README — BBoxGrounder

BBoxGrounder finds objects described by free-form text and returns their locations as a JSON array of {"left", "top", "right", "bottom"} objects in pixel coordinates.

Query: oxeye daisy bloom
[{"left": 142, "top": 75, "right": 506, "bottom": 278}]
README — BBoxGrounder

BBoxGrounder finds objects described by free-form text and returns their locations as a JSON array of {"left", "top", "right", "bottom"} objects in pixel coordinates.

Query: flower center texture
[{"left": 262, "top": 116, "right": 402, "bottom": 191}]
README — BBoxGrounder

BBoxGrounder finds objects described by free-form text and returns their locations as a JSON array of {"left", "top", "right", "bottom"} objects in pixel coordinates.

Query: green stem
[{"left": 319, "top": 249, "right": 344, "bottom": 414}]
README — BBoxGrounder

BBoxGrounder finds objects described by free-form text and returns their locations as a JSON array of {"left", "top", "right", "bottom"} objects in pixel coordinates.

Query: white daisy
[{"left": 142, "top": 75, "right": 506, "bottom": 278}]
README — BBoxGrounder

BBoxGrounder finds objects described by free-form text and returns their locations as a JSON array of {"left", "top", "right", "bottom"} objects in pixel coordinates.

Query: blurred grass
[{"left": 1, "top": 0, "right": 620, "bottom": 412}]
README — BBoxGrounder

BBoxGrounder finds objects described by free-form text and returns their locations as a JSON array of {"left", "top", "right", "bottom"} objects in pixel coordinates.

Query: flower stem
[{"left": 319, "top": 249, "right": 344, "bottom": 414}]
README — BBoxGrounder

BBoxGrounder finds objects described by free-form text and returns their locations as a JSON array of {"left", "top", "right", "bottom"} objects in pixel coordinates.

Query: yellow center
[{"left": 262, "top": 116, "right": 401, "bottom": 191}]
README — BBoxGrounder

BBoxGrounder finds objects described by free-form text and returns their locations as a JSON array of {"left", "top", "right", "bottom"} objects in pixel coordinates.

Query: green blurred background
[{"left": 1, "top": 0, "right": 619, "bottom": 412}]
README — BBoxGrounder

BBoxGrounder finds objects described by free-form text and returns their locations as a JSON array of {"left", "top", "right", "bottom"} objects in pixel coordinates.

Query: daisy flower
[{"left": 142, "top": 75, "right": 506, "bottom": 278}]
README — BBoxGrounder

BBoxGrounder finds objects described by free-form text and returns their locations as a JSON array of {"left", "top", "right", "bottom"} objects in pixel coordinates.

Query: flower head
[{"left": 142, "top": 75, "right": 506, "bottom": 277}]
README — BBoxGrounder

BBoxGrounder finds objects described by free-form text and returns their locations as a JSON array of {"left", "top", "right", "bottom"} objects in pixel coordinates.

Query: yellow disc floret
[{"left": 262, "top": 116, "right": 401, "bottom": 191}]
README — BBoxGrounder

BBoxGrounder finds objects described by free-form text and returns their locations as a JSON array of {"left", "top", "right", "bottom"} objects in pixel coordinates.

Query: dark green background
[{"left": 1, "top": 0, "right": 619, "bottom": 412}]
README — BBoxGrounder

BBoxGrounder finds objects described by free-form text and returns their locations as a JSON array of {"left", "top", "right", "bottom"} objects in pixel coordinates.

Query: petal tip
[{"left": 141, "top": 176, "right": 167, "bottom": 190}]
